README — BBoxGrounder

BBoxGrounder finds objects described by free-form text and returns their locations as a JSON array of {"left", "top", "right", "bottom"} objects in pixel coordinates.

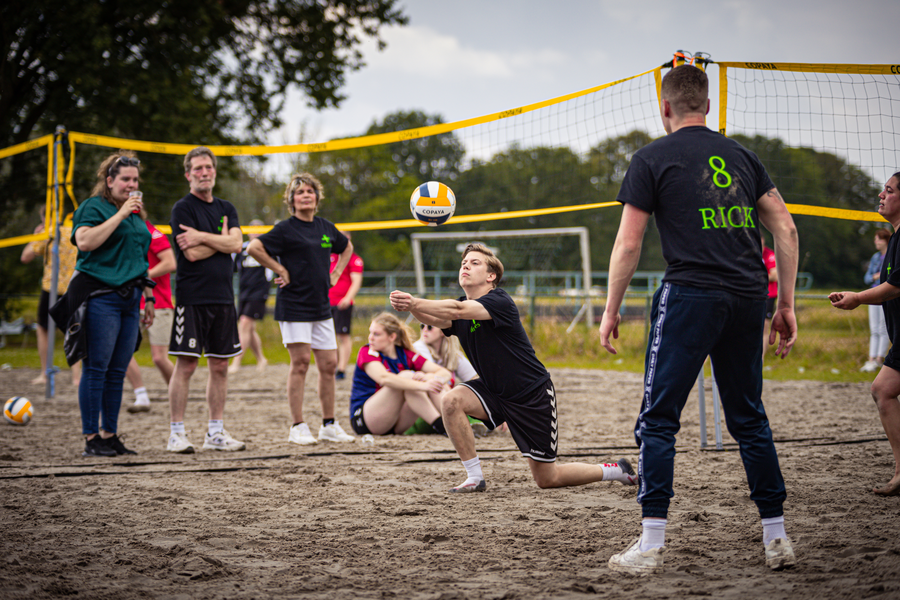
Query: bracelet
[{"left": 144, "top": 297, "right": 156, "bottom": 303}]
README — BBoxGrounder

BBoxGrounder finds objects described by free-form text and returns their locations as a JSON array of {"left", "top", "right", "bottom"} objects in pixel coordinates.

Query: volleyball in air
[
  {"left": 4, "top": 396, "right": 32, "bottom": 426},
  {"left": 410, "top": 181, "right": 456, "bottom": 226}
]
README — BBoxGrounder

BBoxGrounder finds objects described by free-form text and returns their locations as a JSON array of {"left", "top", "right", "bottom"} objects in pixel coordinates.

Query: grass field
[{"left": 0, "top": 291, "right": 878, "bottom": 384}]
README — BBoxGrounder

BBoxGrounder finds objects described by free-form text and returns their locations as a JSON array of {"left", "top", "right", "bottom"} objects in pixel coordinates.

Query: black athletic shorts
[
  {"left": 37, "top": 290, "right": 51, "bottom": 329},
  {"left": 331, "top": 305, "right": 353, "bottom": 335},
  {"left": 765, "top": 296, "right": 776, "bottom": 320},
  {"left": 884, "top": 346, "right": 900, "bottom": 373},
  {"left": 460, "top": 378, "right": 558, "bottom": 462},
  {"left": 238, "top": 298, "right": 267, "bottom": 321},
  {"left": 169, "top": 304, "right": 241, "bottom": 358},
  {"left": 350, "top": 404, "right": 398, "bottom": 436}
]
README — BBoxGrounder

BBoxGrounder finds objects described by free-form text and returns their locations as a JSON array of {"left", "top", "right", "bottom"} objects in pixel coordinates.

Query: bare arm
[
  {"left": 390, "top": 291, "right": 491, "bottom": 329},
  {"left": 757, "top": 187, "right": 799, "bottom": 357},
  {"left": 74, "top": 197, "right": 142, "bottom": 252},
  {"left": 148, "top": 248, "right": 176, "bottom": 279},
  {"left": 599, "top": 204, "right": 651, "bottom": 354},
  {"left": 338, "top": 271, "right": 363, "bottom": 308},
  {"left": 363, "top": 360, "right": 450, "bottom": 393},
  {"left": 247, "top": 238, "right": 289, "bottom": 285},
  {"left": 830, "top": 282, "right": 900, "bottom": 309},
  {"left": 330, "top": 241, "right": 353, "bottom": 287}
]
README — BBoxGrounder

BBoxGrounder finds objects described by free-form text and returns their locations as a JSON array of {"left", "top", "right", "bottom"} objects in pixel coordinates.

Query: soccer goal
[{"left": 410, "top": 227, "right": 594, "bottom": 328}]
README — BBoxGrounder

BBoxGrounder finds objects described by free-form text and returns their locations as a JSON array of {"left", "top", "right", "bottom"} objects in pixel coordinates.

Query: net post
[
  {"left": 698, "top": 369, "right": 707, "bottom": 449},
  {"left": 45, "top": 126, "right": 66, "bottom": 399}
]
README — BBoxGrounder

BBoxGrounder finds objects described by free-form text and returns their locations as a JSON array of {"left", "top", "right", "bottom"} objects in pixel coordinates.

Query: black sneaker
[
  {"left": 83, "top": 436, "right": 117, "bottom": 457},
  {"left": 335, "top": 371, "right": 346, "bottom": 380},
  {"left": 103, "top": 434, "right": 138, "bottom": 455}
]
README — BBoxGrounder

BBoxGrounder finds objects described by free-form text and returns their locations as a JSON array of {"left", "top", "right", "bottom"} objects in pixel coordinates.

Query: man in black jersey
[
  {"left": 599, "top": 65, "right": 799, "bottom": 574},
  {"left": 830, "top": 172, "right": 900, "bottom": 497},
  {"left": 166, "top": 147, "right": 246, "bottom": 454},
  {"left": 390, "top": 243, "right": 637, "bottom": 493}
]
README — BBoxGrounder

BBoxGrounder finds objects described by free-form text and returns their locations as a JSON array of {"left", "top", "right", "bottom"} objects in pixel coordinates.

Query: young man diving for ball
[{"left": 390, "top": 243, "right": 636, "bottom": 493}]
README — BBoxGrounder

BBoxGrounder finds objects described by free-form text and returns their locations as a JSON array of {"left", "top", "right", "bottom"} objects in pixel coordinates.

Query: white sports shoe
[
  {"left": 318, "top": 422, "right": 355, "bottom": 443},
  {"left": 765, "top": 537, "right": 797, "bottom": 571},
  {"left": 202, "top": 429, "right": 246, "bottom": 452},
  {"left": 860, "top": 360, "right": 880, "bottom": 373},
  {"left": 289, "top": 423, "right": 318, "bottom": 446},
  {"left": 166, "top": 432, "right": 195, "bottom": 454},
  {"left": 608, "top": 537, "right": 665, "bottom": 576}
]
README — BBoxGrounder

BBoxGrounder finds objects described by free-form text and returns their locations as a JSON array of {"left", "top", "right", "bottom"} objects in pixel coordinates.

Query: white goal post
[{"left": 410, "top": 227, "right": 594, "bottom": 327}]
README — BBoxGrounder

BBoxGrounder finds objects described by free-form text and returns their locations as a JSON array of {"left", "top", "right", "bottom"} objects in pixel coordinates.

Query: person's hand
[
  {"left": 274, "top": 266, "right": 291, "bottom": 287},
  {"left": 598, "top": 310, "right": 621, "bottom": 354},
  {"left": 390, "top": 290, "right": 413, "bottom": 312},
  {"left": 176, "top": 224, "right": 205, "bottom": 250},
  {"left": 768, "top": 307, "right": 797, "bottom": 358},
  {"left": 410, "top": 371, "right": 427, "bottom": 382},
  {"left": 119, "top": 195, "right": 143, "bottom": 219},
  {"left": 142, "top": 302, "right": 155, "bottom": 328},
  {"left": 337, "top": 297, "right": 352, "bottom": 310},
  {"left": 829, "top": 291, "right": 860, "bottom": 311},
  {"left": 873, "top": 272, "right": 881, "bottom": 282},
  {"left": 425, "top": 377, "right": 445, "bottom": 395}
]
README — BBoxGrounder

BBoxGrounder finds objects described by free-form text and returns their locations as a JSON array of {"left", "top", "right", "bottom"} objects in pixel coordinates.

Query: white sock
[
  {"left": 209, "top": 420, "right": 224, "bottom": 435},
  {"left": 134, "top": 387, "right": 149, "bottom": 404},
  {"left": 640, "top": 518, "right": 667, "bottom": 551},
  {"left": 461, "top": 456, "right": 484, "bottom": 483},
  {"left": 761, "top": 516, "right": 787, "bottom": 546},
  {"left": 601, "top": 462, "right": 635, "bottom": 484},
  {"left": 170, "top": 422, "right": 186, "bottom": 435}
]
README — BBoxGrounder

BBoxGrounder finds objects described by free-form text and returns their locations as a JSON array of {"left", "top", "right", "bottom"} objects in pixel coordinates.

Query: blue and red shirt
[{"left": 349, "top": 345, "right": 427, "bottom": 416}]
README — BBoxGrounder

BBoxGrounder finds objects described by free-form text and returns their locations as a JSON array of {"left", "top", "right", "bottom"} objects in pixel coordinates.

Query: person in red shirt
[
  {"left": 329, "top": 230, "right": 364, "bottom": 380},
  {"left": 125, "top": 214, "right": 176, "bottom": 412},
  {"left": 762, "top": 237, "right": 778, "bottom": 359}
]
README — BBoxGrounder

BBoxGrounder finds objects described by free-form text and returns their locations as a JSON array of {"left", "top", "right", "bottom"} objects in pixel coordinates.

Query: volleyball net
[{"left": 2, "top": 59, "right": 898, "bottom": 256}]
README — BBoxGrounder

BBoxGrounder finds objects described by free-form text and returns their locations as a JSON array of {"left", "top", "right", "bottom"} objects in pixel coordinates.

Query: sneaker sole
[
  {"left": 319, "top": 436, "right": 355, "bottom": 443},
  {"left": 126, "top": 405, "right": 151, "bottom": 413},
  {"left": 289, "top": 438, "right": 318, "bottom": 446},
  {"left": 167, "top": 446, "right": 195, "bottom": 454},
  {"left": 202, "top": 443, "right": 246, "bottom": 452}
]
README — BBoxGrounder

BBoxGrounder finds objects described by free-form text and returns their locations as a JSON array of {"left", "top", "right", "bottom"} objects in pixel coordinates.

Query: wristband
[{"left": 144, "top": 297, "right": 156, "bottom": 303}]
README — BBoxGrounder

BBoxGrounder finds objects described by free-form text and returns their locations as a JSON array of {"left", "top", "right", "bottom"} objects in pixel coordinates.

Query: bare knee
[
  {"left": 290, "top": 358, "right": 311, "bottom": 376},
  {"left": 530, "top": 463, "right": 561, "bottom": 489},
  {"left": 176, "top": 358, "right": 199, "bottom": 378},
  {"left": 207, "top": 358, "right": 229, "bottom": 378},
  {"left": 441, "top": 389, "right": 465, "bottom": 416}
]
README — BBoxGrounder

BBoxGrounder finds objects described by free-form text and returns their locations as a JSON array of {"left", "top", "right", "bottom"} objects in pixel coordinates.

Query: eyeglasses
[
  {"left": 420, "top": 324, "right": 435, "bottom": 331},
  {"left": 108, "top": 156, "right": 140, "bottom": 176}
]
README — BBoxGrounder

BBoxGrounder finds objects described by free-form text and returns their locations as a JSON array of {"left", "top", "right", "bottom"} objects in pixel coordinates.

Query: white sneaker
[
  {"left": 860, "top": 360, "right": 879, "bottom": 373},
  {"left": 166, "top": 432, "right": 195, "bottom": 454},
  {"left": 318, "top": 422, "right": 355, "bottom": 443},
  {"left": 289, "top": 423, "right": 318, "bottom": 446},
  {"left": 202, "top": 429, "right": 246, "bottom": 452},
  {"left": 765, "top": 537, "right": 797, "bottom": 570},
  {"left": 608, "top": 537, "right": 665, "bottom": 576},
  {"left": 127, "top": 400, "right": 151, "bottom": 413}
]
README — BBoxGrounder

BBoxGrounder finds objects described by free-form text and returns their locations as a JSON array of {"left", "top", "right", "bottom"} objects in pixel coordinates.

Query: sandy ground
[{"left": 1, "top": 364, "right": 899, "bottom": 599}]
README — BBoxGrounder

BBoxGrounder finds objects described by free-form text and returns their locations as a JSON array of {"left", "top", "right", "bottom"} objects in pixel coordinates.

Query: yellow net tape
[
  {"left": 716, "top": 62, "right": 900, "bottom": 75},
  {"left": 66, "top": 68, "right": 658, "bottom": 156},
  {"left": 0, "top": 134, "right": 54, "bottom": 160}
]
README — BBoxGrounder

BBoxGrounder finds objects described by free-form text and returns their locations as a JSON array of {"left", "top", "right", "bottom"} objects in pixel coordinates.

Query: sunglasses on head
[
  {"left": 109, "top": 156, "right": 140, "bottom": 176},
  {"left": 420, "top": 324, "right": 435, "bottom": 330}
]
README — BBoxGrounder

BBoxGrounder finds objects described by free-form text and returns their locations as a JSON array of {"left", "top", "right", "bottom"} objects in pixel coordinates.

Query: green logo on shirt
[
  {"left": 321, "top": 234, "right": 332, "bottom": 248},
  {"left": 218, "top": 217, "right": 225, "bottom": 232},
  {"left": 470, "top": 320, "right": 481, "bottom": 333}
]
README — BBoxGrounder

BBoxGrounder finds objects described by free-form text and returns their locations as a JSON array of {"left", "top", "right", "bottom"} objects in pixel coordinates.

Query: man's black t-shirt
[
  {"left": 170, "top": 193, "right": 240, "bottom": 305},
  {"left": 257, "top": 216, "right": 348, "bottom": 322},
  {"left": 881, "top": 232, "right": 900, "bottom": 344},
  {"left": 236, "top": 240, "right": 270, "bottom": 302},
  {"left": 443, "top": 288, "right": 550, "bottom": 403},
  {"left": 616, "top": 126, "right": 775, "bottom": 298}
]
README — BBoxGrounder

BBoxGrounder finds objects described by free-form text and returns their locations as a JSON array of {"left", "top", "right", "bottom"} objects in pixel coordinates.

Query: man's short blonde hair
[
  {"left": 183, "top": 146, "right": 217, "bottom": 172},
  {"left": 461, "top": 243, "right": 504, "bottom": 289}
]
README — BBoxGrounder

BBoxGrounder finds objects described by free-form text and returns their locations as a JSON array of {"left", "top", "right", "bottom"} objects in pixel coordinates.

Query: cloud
[{"left": 364, "top": 25, "right": 568, "bottom": 81}]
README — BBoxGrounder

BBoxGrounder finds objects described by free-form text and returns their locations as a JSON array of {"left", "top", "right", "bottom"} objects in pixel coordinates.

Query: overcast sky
[{"left": 271, "top": 0, "right": 900, "bottom": 149}]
